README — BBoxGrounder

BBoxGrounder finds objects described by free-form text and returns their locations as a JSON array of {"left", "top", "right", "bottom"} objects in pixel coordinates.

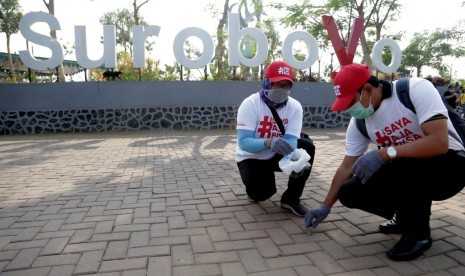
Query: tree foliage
[
  {"left": 0, "top": 0, "right": 22, "bottom": 82},
  {"left": 402, "top": 28, "right": 465, "bottom": 78}
]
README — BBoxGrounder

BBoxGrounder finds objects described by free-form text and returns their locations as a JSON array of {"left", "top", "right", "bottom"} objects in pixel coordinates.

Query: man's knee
[
  {"left": 338, "top": 177, "right": 360, "bottom": 208},
  {"left": 247, "top": 187, "right": 276, "bottom": 201}
]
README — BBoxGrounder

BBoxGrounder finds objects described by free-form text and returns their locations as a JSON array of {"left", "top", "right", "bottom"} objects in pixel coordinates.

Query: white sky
[{"left": 2, "top": 0, "right": 465, "bottom": 79}]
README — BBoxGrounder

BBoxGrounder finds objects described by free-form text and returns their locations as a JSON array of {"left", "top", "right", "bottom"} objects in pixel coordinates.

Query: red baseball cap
[
  {"left": 330, "top": 63, "right": 372, "bottom": 111},
  {"left": 264, "top": 60, "right": 294, "bottom": 83}
]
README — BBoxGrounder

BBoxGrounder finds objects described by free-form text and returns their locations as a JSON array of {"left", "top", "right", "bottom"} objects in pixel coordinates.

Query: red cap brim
[{"left": 330, "top": 94, "right": 355, "bottom": 111}]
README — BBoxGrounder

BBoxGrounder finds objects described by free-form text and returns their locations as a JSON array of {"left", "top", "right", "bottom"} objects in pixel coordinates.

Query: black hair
[{"left": 357, "top": 76, "right": 380, "bottom": 93}]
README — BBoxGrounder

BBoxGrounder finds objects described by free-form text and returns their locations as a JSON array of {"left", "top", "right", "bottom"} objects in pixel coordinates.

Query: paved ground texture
[{"left": 0, "top": 128, "right": 464, "bottom": 276}]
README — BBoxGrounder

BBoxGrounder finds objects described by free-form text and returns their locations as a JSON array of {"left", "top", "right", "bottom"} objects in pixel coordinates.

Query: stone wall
[{"left": 0, "top": 81, "right": 349, "bottom": 134}]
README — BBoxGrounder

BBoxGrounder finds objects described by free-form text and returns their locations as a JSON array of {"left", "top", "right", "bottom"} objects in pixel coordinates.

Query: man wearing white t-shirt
[
  {"left": 304, "top": 63, "right": 465, "bottom": 261},
  {"left": 236, "top": 60, "right": 316, "bottom": 217}
]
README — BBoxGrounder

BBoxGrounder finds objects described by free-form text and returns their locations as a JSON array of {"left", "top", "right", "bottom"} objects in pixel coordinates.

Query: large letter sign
[
  {"left": 282, "top": 31, "right": 319, "bottom": 70},
  {"left": 75, "top": 25, "right": 117, "bottom": 68},
  {"left": 17, "top": 11, "right": 404, "bottom": 74},
  {"left": 322, "top": 15, "right": 364, "bottom": 67},
  {"left": 19, "top": 12, "right": 64, "bottom": 70},
  {"left": 133, "top": 25, "right": 161, "bottom": 68},
  {"left": 372, "top": 38, "right": 402, "bottom": 74},
  {"left": 228, "top": 13, "right": 268, "bottom": 67},
  {"left": 173, "top": 27, "right": 214, "bottom": 69}
]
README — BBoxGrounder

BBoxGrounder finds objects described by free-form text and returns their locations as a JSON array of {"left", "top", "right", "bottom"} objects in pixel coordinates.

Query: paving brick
[
  {"left": 220, "top": 262, "right": 247, "bottom": 276},
  {"left": 267, "top": 255, "right": 312, "bottom": 269},
  {"left": 214, "top": 240, "right": 255, "bottom": 251},
  {"left": 91, "top": 232, "right": 130, "bottom": 242},
  {"left": 337, "top": 255, "right": 385, "bottom": 271},
  {"left": 190, "top": 234, "right": 214, "bottom": 253},
  {"left": 11, "top": 227, "right": 41, "bottom": 242},
  {"left": 147, "top": 255, "right": 172, "bottom": 276},
  {"left": 48, "top": 264, "right": 75, "bottom": 276},
  {"left": 172, "top": 264, "right": 221, "bottom": 276},
  {"left": 171, "top": 244, "right": 194, "bottom": 266},
  {"left": 99, "top": 257, "right": 147, "bottom": 272},
  {"left": 206, "top": 226, "right": 229, "bottom": 242},
  {"left": 74, "top": 250, "right": 104, "bottom": 274},
  {"left": 31, "top": 253, "right": 80, "bottom": 267},
  {"left": 0, "top": 267, "right": 50, "bottom": 276},
  {"left": 62, "top": 241, "right": 107, "bottom": 254},
  {"left": 126, "top": 245, "right": 170, "bottom": 257},
  {"left": 40, "top": 237, "right": 70, "bottom": 255},
  {"left": 103, "top": 240, "right": 128, "bottom": 260},
  {"left": 307, "top": 251, "right": 345, "bottom": 275},
  {"left": 239, "top": 249, "right": 268, "bottom": 273},
  {"left": 5, "top": 247, "right": 42, "bottom": 271}
]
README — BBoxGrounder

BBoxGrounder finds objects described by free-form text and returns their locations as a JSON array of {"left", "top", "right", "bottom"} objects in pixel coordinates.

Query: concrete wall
[{"left": 0, "top": 81, "right": 349, "bottom": 134}]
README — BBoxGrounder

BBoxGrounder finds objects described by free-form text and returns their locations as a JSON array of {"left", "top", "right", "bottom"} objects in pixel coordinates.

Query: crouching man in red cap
[
  {"left": 304, "top": 63, "right": 465, "bottom": 261},
  {"left": 235, "top": 60, "right": 316, "bottom": 216}
]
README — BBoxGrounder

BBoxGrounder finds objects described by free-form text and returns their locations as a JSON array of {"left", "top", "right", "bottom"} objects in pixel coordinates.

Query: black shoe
[
  {"left": 379, "top": 218, "right": 404, "bottom": 234},
  {"left": 386, "top": 234, "right": 433, "bottom": 261},
  {"left": 281, "top": 201, "right": 308, "bottom": 217}
]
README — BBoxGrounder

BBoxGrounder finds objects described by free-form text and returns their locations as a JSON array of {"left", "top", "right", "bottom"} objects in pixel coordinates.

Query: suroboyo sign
[{"left": 18, "top": 12, "right": 402, "bottom": 74}]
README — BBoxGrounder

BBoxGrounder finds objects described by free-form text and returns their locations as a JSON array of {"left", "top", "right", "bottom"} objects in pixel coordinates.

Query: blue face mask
[{"left": 346, "top": 94, "right": 374, "bottom": 119}]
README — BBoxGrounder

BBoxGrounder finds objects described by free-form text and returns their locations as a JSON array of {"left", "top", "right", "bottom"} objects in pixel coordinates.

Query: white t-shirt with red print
[
  {"left": 346, "top": 77, "right": 465, "bottom": 157},
  {"left": 235, "top": 92, "right": 303, "bottom": 162}
]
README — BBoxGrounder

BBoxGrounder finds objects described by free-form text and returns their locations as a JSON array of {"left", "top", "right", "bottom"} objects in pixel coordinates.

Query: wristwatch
[{"left": 387, "top": 146, "right": 397, "bottom": 160}]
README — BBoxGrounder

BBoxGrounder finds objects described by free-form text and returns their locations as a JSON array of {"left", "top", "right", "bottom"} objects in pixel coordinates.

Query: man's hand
[
  {"left": 304, "top": 205, "right": 331, "bottom": 229},
  {"left": 351, "top": 150, "right": 385, "bottom": 184},
  {"left": 289, "top": 163, "right": 310, "bottom": 178},
  {"left": 267, "top": 137, "right": 293, "bottom": 156}
]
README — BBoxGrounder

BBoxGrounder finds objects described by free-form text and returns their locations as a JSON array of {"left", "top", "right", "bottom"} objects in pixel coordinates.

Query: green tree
[
  {"left": 210, "top": 0, "right": 230, "bottom": 80},
  {"left": 100, "top": 8, "right": 135, "bottom": 55},
  {"left": 0, "top": 0, "right": 22, "bottom": 83},
  {"left": 402, "top": 29, "right": 465, "bottom": 78}
]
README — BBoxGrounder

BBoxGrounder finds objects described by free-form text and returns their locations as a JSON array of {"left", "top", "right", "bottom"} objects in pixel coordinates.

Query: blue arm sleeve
[
  {"left": 237, "top": 129, "right": 298, "bottom": 153},
  {"left": 283, "top": 133, "right": 298, "bottom": 149},
  {"left": 237, "top": 129, "right": 267, "bottom": 153}
]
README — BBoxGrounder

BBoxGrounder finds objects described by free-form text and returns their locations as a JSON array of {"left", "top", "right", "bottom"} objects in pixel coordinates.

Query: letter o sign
[
  {"left": 372, "top": 38, "right": 401, "bottom": 74},
  {"left": 173, "top": 27, "right": 214, "bottom": 69}
]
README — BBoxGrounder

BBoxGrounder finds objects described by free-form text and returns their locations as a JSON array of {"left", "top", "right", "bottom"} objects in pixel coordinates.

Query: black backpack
[{"left": 356, "top": 77, "right": 465, "bottom": 146}]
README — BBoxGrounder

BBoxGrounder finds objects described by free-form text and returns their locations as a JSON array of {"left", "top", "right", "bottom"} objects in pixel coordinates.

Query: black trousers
[
  {"left": 339, "top": 150, "right": 465, "bottom": 235},
  {"left": 237, "top": 138, "right": 316, "bottom": 203}
]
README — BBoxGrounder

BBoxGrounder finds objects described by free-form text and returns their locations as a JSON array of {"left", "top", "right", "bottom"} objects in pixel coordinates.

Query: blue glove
[
  {"left": 269, "top": 137, "right": 293, "bottom": 156},
  {"left": 351, "top": 150, "right": 385, "bottom": 184},
  {"left": 304, "top": 204, "right": 331, "bottom": 229},
  {"left": 289, "top": 163, "right": 310, "bottom": 178}
]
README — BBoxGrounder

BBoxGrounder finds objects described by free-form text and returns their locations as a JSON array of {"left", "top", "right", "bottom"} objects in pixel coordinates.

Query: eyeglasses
[{"left": 271, "top": 82, "right": 293, "bottom": 90}]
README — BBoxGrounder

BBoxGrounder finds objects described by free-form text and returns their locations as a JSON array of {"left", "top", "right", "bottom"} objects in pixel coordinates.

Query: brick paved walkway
[{"left": 0, "top": 128, "right": 464, "bottom": 275}]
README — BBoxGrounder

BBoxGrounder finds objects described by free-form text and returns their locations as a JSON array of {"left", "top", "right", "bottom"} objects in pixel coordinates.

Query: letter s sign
[{"left": 19, "top": 12, "right": 64, "bottom": 70}]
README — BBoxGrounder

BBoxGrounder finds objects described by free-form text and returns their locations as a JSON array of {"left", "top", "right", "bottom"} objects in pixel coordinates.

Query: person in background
[
  {"left": 304, "top": 64, "right": 465, "bottom": 261},
  {"left": 444, "top": 84, "right": 459, "bottom": 109},
  {"left": 235, "top": 60, "right": 316, "bottom": 216},
  {"left": 459, "top": 88, "right": 465, "bottom": 119}
]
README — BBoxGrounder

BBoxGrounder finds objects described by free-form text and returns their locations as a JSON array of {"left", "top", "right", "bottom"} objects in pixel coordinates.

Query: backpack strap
[
  {"left": 396, "top": 77, "right": 415, "bottom": 113},
  {"left": 355, "top": 118, "right": 369, "bottom": 139},
  {"left": 266, "top": 103, "right": 285, "bottom": 135}
]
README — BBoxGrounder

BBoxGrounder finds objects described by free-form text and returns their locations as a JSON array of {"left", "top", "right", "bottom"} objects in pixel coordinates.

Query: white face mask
[{"left": 265, "top": 89, "right": 290, "bottom": 103}]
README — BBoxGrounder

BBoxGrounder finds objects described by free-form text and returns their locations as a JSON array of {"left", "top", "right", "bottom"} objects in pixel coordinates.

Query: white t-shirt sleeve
[
  {"left": 345, "top": 117, "right": 371, "bottom": 156},
  {"left": 409, "top": 78, "right": 448, "bottom": 124},
  {"left": 237, "top": 95, "right": 259, "bottom": 131}
]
